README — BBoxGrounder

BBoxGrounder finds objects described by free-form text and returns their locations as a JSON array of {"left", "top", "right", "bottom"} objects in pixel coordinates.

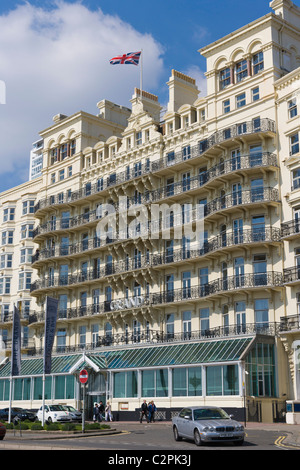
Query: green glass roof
[{"left": 0, "top": 337, "right": 254, "bottom": 378}]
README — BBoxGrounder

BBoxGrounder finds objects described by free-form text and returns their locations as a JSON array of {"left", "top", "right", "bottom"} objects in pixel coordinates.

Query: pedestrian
[
  {"left": 105, "top": 401, "right": 113, "bottom": 422},
  {"left": 140, "top": 399, "right": 149, "bottom": 423},
  {"left": 98, "top": 401, "right": 104, "bottom": 422},
  {"left": 150, "top": 401, "right": 157, "bottom": 422},
  {"left": 93, "top": 403, "right": 99, "bottom": 423}
]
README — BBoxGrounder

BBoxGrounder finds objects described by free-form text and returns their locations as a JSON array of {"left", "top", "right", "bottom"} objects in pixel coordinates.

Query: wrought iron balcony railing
[
  {"left": 281, "top": 220, "right": 300, "bottom": 239},
  {"left": 31, "top": 228, "right": 281, "bottom": 284},
  {"left": 23, "top": 322, "right": 280, "bottom": 357},
  {"left": 30, "top": 271, "right": 283, "bottom": 306},
  {"left": 283, "top": 266, "right": 300, "bottom": 284},
  {"left": 34, "top": 118, "right": 276, "bottom": 213}
]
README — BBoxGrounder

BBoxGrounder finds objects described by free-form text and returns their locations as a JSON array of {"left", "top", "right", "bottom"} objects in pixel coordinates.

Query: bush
[
  {"left": 45, "top": 423, "right": 60, "bottom": 431},
  {"left": 61, "top": 423, "right": 76, "bottom": 431},
  {"left": 31, "top": 423, "right": 43, "bottom": 431},
  {"left": 85, "top": 422, "right": 101, "bottom": 430}
]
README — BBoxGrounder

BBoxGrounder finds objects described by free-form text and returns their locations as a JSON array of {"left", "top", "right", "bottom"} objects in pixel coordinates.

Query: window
[
  {"left": 288, "top": 98, "right": 298, "bottom": 119},
  {"left": 253, "top": 117, "right": 261, "bottom": 132},
  {"left": 57, "top": 329, "right": 66, "bottom": 353},
  {"left": 206, "top": 365, "right": 239, "bottom": 396},
  {"left": 182, "top": 145, "right": 191, "bottom": 160},
  {"left": 3, "top": 207, "right": 15, "bottom": 222},
  {"left": 79, "top": 326, "right": 86, "bottom": 348},
  {"left": 173, "top": 367, "right": 202, "bottom": 396},
  {"left": 200, "top": 307, "right": 209, "bottom": 334},
  {"left": 252, "top": 87, "right": 260, "bottom": 102},
  {"left": 59, "top": 169, "right": 64, "bottom": 180},
  {"left": 70, "top": 139, "right": 76, "bottom": 156},
  {"left": 223, "top": 99, "right": 230, "bottom": 114},
  {"left": 0, "top": 277, "right": 11, "bottom": 295},
  {"left": 236, "top": 92, "right": 246, "bottom": 108},
  {"left": 60, "top": 144, "right": 68, "bottom": 160},
  {"left": 20, "top": 248, "right": 33, "bottom": 264},
  {"left": 290, "top": 133, "right": 299, "bottom": 155},
  {"left": 0, "top": 253, "right": 12, "bottom": 269},
  {"left": 293, "top": 168, "right": 300, "bottom": 190},
  {"left": 18, "top": 272, "right": 32, "bottom": 290},
  {"left": 50, "top": 148, "right": 58, "bottom": 165},
  {"left": 182, "top": 172, "right": 190, "bottom": 191},
  {"left": 22, "top": 200, "right": 35, "bottom": 215},
  {"left": 219, "top": 67, "right": 231, "bottom": 90},
  {"left": 136, "top": 131, "right": 142, "bottom": 146},
  {"left": 68, "top": 166, "right": 72, "bottom": 177},
  {"left": 252, "top": 51, "right": 264, "bottom": 75},
  {"left": 21, "top": 224, "right": 34, "bottom": 239},
  {"left": 254, "top": 299, "right": 269, "bottom": 328},
  {"left": 51, "top": 173, "right": 56, "bottom": 184},
  {"left": 142, "top": 369, "right": 168, "bottom": 397},
  {"left": 236, "top": 59, "right": 248, "bottom": 82},
  {"left": 182, "top": 310, "right": 192, "bottom": 339},
  {"left": 2, "top": 231, "right": 13, "bottom": 245},
  {"left": 113, "top": 371, "right": 138, "bottom": 398}
]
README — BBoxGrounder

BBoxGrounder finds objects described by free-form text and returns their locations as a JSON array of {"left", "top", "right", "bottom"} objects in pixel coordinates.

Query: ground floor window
[
  {"left": 206, "top": 364, "right": 239, "bottom": 396},
  {"left": 142, "top": 369, "right": 168, "bottom": 397},
  {"left": 173, "top": 367, "right": 202, "bottom": 396},
  {"left": 0, "top": 374, "right": 75, "bottom": 402},
  {"left": 113, "top": 371, "right": 138, "bottom": 398}
]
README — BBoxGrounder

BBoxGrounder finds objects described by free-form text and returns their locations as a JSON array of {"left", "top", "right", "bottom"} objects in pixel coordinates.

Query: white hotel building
[{"left": 1, "top": 0, "right": 300, "bottom": 423}]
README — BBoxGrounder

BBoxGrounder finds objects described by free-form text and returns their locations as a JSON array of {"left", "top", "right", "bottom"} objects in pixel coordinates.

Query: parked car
[
  {"left": 37, "top": 405, "right": 72, "bottom": 424},
  {"left": 61, "top": 405, "right": 82, "bottom": 422},
  {"left": 0, "top": 407, "right": 37, "bottom": 422},
  {"left": 0, "top": 422, "right": 6, "bottom": 440},
  {"left": 172, "top": 406, "right": 245, "bottom": 446}
]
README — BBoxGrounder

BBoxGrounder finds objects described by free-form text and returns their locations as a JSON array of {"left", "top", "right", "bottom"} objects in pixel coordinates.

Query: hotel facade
[{"left": 1, "top": 0, "right": 300, "bottom": 423}]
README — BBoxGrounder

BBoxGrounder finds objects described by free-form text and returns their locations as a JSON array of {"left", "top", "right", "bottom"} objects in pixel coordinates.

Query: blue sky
[{"left": 0, "top": 0, "right": 280, "bottom": 191}]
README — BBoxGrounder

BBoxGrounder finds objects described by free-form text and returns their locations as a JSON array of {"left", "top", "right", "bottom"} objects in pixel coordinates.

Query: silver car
[
  {"left": 61, "top": 405, "right": 82, "bottom": 422},
  {"left": 172, "top": 406, "right": 245, "bottom": 446}
]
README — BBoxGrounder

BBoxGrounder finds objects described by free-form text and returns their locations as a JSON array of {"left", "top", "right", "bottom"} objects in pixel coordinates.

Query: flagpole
[
  {"left": 42, "top": 297, "right": 48, "bottom": 427},
  {"left": 140, "top": 49, "right": 143, "bottom": 96}
]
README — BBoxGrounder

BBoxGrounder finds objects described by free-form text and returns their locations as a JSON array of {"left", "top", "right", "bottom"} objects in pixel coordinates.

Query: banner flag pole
[
  {"left": 42, "top": 296, "right": 58, "bottom": 426},
  {"left": 9, "top": 303, "right": 21, "bottom": 423}
]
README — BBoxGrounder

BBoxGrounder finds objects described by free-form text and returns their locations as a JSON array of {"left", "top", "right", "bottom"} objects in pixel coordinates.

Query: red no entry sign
[{"left": 79, "top": 369, "right": 88, "bottom": 384}]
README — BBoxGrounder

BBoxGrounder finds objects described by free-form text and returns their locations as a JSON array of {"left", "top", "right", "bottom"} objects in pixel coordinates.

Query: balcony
[
  {"left": 33, "top": 151, "right": 278, "bottom": 241},
  {"left": 30, "top": 271, "right": 283, "bottom": 306},
  {"left": 283, "top": 267, "right": 300, "bottom": 285},
  {"left": 25, "top": 321, "right": 279, "bottom": 356},
  {"left": 33, "top": 119, "right": 276, "bottom": 215},
  {"left": 30, "top": 228, "right": 281, "bottom": 290},
  {"left": 281, "top": 220, "right": 300, "bottom": 240}
]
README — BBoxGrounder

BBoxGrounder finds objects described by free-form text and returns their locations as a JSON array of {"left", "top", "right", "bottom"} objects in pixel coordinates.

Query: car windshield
[
  {"left": 49, "top": 405, "right": 64, "bottom": 411},
  {"left": 193, "top": 408, "right": 230, "bottom": 420}
]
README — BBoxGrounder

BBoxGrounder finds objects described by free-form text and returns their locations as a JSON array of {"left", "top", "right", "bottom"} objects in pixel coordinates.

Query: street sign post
[{"left": 79, "top": 369, "right": 88, "bottom": 432}]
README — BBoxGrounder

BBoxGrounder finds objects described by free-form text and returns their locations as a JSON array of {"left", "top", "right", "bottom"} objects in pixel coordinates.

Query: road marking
[{"left": 275, "top": 435, "right": 299, "bottom": 450}]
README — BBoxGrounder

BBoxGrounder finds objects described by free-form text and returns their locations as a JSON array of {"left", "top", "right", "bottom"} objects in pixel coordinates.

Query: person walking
[
  {"left": 149, "top": 401, "right": 157, "bottom": 422},
  {"left": 98, "top": 401, "right": 104, "bottom": 422},
  {"left": 93, "top": 403, "right": 99, "bottom": 423},
  {"left": 105, "top": 401, "right": 113, "bottom": 422},
  {"left": 140, "top": 399, "right": 149, "bottom": 423}
]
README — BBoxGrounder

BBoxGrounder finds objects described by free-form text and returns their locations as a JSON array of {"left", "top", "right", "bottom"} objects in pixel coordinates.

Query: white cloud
[
  {"left": 0, "top": 1, "right": 164, "bottom": 186},
  {"left": 184, "top": 65, "right": 207, "bottom": 98}
]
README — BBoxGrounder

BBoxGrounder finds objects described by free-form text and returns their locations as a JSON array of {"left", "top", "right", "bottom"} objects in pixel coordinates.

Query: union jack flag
[{"left": 109, "top": 51, "right": 141, "bottom": 66}]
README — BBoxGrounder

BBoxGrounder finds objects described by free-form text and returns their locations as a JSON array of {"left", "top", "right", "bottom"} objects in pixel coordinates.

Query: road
[{"left": 0, "top": 422, "right": 296, "bottom": 455}]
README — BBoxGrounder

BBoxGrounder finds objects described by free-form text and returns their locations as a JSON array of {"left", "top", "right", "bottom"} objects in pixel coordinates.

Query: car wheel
[
  {"left": 47, "top": 417, "right": 52, "bottom": 424},
  {"left": 0, "top": 436, "right": 4, "bottom": 441},
  {"left": 173, "top": 426, "right": 182, "bottom": 441},
  {"left": 194, "top": 428, "right": 202, "bottom": 446}
]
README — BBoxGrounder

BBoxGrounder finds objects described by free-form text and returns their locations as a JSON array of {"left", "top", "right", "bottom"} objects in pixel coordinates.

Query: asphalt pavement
[{"left": 1, "top": 420, "right": 300, "bottom": 450}]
